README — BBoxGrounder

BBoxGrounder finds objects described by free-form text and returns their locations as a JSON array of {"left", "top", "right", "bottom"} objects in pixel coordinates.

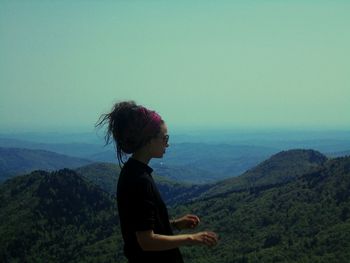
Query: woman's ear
[{"left": 143, "top": 139, "right": 154, "bottom": 151}]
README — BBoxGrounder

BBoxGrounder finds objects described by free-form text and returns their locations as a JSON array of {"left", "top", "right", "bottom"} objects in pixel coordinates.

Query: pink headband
[{"left": 138, "top": 107, "right": 162, "bottom": 135}]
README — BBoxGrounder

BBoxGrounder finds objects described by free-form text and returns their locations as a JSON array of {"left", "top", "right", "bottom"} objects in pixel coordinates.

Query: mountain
[
  {"left": 0, "top": 147, "right": 92, "bottom": 182},
  {"left": 201, "top": 149, "right": 327, "bottom": 198},
  {"left": 0, "top": 169, "right": 124, "bottom": 262},
  {"left": 174, "top": 156, "right": 350, "bottom": 263}
]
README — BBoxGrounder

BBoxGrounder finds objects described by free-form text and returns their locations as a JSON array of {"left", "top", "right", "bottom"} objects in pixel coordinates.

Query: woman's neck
[{"left": 131, "top": 151, "right": 151, "bottom": 165}]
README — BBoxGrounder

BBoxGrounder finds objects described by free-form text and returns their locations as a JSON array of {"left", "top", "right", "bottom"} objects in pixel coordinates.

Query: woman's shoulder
[{"left": 119, "top": 166, "right": 153, "bottom": 189}]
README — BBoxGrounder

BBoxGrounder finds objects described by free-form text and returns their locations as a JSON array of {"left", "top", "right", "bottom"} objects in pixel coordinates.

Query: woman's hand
[
  {"left": 189, "top": 231, "right": 219, "bottom": 247},
  {"left": 172, "top": 214, "right": 200, "bottom": 230}
]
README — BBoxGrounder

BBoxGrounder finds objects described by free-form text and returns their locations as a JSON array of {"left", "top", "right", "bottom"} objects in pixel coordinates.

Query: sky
[{"left": 1, "top": 0, "right": 349, "bottom": 133}]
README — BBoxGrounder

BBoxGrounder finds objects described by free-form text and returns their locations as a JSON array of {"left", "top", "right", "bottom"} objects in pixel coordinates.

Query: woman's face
[{"left": 149, "top": 123, "right": 169, "bottom": 158}]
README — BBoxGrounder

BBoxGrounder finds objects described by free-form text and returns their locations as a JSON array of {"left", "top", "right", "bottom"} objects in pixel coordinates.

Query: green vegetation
[
  {"left": 0, "top": 150, "right": 349, "bottom": 262},
  {"left": 173, "top": 156, "right": 350, "bottom": 263},
  {"left": 0, "top": 169, "right": 123, "bottom": 263}
]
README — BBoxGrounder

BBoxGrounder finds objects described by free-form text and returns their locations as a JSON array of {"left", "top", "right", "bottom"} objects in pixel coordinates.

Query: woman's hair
[{"left": 95, "top": 101, "right": 164, "bottom": 166}]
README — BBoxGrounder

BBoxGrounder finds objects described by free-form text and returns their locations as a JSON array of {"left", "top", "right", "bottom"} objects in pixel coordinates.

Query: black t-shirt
[{"left": 117, "top": 157, "right": 184, "bottom": 263}]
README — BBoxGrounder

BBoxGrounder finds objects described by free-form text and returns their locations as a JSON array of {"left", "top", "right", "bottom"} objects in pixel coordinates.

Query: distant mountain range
[
  {"left": 1, "top": 149, "right": 349, "bottom": 262},
  {"left": 0, "top": 138, "right": 281, "bottom": 183},
  {"left": 0, "top": 147, "right": 92, "bottom": 182},
  {"left": 2, "top": 134, "right": 350, "bottom": 184}
]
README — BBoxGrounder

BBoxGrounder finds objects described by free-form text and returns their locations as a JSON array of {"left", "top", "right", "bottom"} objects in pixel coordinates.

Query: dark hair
[{"left": 95, "top": 100, "right": 163, "bottom": 166}]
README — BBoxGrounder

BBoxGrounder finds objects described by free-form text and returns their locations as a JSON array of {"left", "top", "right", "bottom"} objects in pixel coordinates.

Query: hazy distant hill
[
  {"left": 0, "top": 147, "right": 92, "bottom": 182},
  {"left": 201, "top": 149, "right": 327, "bottom": 198}
]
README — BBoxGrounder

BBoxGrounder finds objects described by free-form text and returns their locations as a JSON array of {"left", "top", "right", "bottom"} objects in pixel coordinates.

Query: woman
[{"left": 96, "top": 101, "right": 218, "bottom": 263}]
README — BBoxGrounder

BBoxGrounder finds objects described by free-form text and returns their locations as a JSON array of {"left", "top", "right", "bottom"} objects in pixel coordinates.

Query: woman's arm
[
  {"left": 136, "top": 230, "right": 218, "bottom": 251},
  {"left": 170, "top": 214, "right": 200, "bottom": 230}
]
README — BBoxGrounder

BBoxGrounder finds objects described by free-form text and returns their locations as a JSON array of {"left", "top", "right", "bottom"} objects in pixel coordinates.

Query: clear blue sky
[{"left": 1, "top": 1, "right": 349, "bottom": 132}]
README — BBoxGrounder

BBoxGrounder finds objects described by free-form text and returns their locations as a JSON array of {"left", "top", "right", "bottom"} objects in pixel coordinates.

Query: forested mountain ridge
[
  {"left": 0, "top": 169, "right": 123, "bottom": 262},
  {"left": 174, "top": 155, "right": 350, "bottom": 263},
  {"left": 201, "top": 149, "right": 328, "bottom": 198}
]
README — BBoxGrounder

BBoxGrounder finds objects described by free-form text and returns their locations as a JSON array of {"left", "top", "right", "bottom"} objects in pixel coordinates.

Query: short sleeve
[{"left": 129, "top": 179, "right": 157, "bottom": 231}]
